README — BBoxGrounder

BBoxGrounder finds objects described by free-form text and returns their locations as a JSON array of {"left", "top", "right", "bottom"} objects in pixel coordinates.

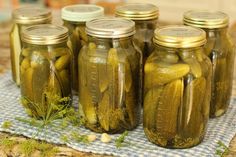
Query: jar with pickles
[
  {"left": 20, "top": 24, "right": 72, "bottom": 119},
  {"left": 115, "top": 3, "right": 159, "bottom": 63},
  {"left": 10, "top": 7, "right": 52, "bottom": 86},
  {"left": 61, "top": 4, "right": 104, "bottom": 92},
  {"left": 144, "top": 26, "right": 212, "bottom": 148},
  {"left": 183, "top": 11, "right": 235, "bottom": 118},
  {"left": 79, "top": 18, "right": 141, "bottom": 133}
]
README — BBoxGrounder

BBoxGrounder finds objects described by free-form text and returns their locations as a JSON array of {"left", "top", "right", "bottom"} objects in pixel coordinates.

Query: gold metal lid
[
  {"left": 153, "top": 25, "right": 206, "bottom": 48},
  {"left": 115, "top": 3, "right": 159, "bottom": 20},
  {"left": 12, "top": 6, "right": 52, "bottom": 24},
  {"left": 183, "top": 10, "right": 229, "bottom": 29},
  {"left": 86, "top": 18, "right": 135, "bottom": 38},
  {"left": 22, "top": 24, "right": 68, "bottom": 45}
]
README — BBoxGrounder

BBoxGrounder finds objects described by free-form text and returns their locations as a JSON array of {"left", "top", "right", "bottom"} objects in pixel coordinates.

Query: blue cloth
[{"left": 0, "top": 72, "right": 236, "bottom": 157}]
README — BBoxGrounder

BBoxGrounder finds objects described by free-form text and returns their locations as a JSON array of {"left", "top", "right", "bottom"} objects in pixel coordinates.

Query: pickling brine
[
  {"left": 79, "top": 18, "right": 141, "bottom": 133},
  {"left": 184, "top": 11, "right": 235, "bottom": 118},
  {"left": 62, "top": 4, "right": 104, "bottom": 92},
  {"left": 20, "top": 25, "right": 72, "bottom": 119},
  {"left": 143, "top": 26, "right": 212, "bottom": 148},
  {"left": 10, "top": 7, "right": 51, "bottom": 86}
]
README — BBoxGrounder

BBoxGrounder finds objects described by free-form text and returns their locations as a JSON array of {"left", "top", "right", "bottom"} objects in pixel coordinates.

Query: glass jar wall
[
  {"left": 20, "top": 24, "right": 72, "bottom": 119},
  {"left": 183, "top": 11, "right": 235, "bottom": 117},
  {"left": 143, "top": 26, "right": 212, "bottom": 148},
  {"left": 10, "top": 7, "right": 52, "bottom": 86},
  {"left": 61, "top": 5, "right": 104, "bottom": 92},
  {"left": 78, "top": 18, "right": 141, "bottom": 133}
]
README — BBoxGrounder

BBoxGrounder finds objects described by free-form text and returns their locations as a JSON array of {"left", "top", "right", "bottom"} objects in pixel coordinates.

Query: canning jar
[
  {"left": 184, "top": 11, "right": 235, "bottom": 118},
  {"left": 61, "top": 4, "right": 104, "bottom": 92},
  {"left": 20, "top": 24, "right": 72, "bottom": 119},
  {"left": 115, "top": 3, "right": 159, "bottom": 64},
  {"left": 143, "top": 26, "right": 212, "bottom": 148},
  {"left": 10, "top": 7, "right": 52, "bottom": 86},
  {"left": 78, "top": 18, "right": 141, "bottom": 133}
]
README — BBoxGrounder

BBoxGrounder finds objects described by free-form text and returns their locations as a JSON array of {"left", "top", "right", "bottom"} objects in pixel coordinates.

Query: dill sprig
[
  {"left": 115, "top": 131, "right": 129, "bottom": 148},
  {"left": 0, "top": 137, "right": 17, "bottom": 150},
  {"left": 216, "top": 141, "right": 229, "bottom": 157},
  {"left": 1, "top": 120, "right": 12, "bottom": 129}
]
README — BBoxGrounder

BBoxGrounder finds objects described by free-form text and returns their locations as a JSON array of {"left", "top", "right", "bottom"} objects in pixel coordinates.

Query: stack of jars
[{"left": 9, "top": 3, "right": 235, "bottom": 149}]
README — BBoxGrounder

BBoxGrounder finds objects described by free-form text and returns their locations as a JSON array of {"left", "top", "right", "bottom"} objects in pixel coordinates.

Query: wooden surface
[{"left": 1, "top": 21, "right": 236, "bottom": 157}]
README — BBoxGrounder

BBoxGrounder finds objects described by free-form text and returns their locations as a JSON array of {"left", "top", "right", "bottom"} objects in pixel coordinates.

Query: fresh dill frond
[
  {"left": 216, "top": 141, "right": 229, "bottom": 157},
  {"left": 115, "top": 130, "right": 129, "bottom": 148},
  {"left": 0, "top": 137, "right": 17, "bottom": 149},
  {"left": 19, "top": 139, "right": 38, "bottom": 157},
  {"left": 70, "top": 131, "right": 89, "bottom": 144},
  {"left": 1, "top": 120, "right": 12, "bottom": 129}
]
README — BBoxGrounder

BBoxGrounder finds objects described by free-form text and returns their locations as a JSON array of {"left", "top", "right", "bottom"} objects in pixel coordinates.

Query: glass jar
[
  {"left": 10, "top": 7, "right": 52, "bottom": 86},
  {"left": 79, "top": 18, "right": 141, "bottom": 133},
  {"left": 115, "top": 3, "right": 159, "bottom": 64},
  {"left": 20, "top": 24, "right": 72, "bottom": 119},
  {"left": 61, "top": 4, "right": 104, "bottom": 92},
  {"left": 184, "top": 11, "right": 235, "bottom": 118},
  {"left": 144, "top": 26, "right": 212, "bottom": 148}
]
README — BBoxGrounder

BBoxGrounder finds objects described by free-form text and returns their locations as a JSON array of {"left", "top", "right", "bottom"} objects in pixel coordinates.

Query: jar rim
[
  {"left": 22, "top": 24, "right": 68, "bottom": 45},
  {"left": 86, "top": 18, "right": 135, "bottom": 38},
  {"left": 61, "top": 4, "right": 104, "bottom": 22},
  {"left": 153, "top": 25, "right": 206, "bottom": 48},
  {"left": 115, "top": 3, "right": 159, "bottom": 20},
  {"left": 12, "top": 6, "right": 52, "bottom": 24},
  {"left": 183, "top": 10, "right": 229, "bottom": 29}
]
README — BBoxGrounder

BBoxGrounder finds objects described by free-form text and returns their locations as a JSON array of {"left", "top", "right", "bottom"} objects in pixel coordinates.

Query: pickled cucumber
[
  {"left": 145, "top": 63, "right": 190, "bottom": 87},
  {"left": 10, "top": 24, "right": 22, "bottom": 85},
  {"left": 180, "top": 77, "right": 206, "bottom": 138},
  {"left": 21, "top": 68, "right": 33, "bottom": 100},
  {"left": 156, "top": 79, "right": 183, "bottom": 139},
  {"left": 55, "top": 54, "right": 70, "bottom": 71},
  {"left": 144, "top": 86, "right": 163, "bottom": 130},
  {"left": 125, "top": 60, "right": 132, "bottom": 92},
  {"left": 80, "top": 85, "right": 97, "bottom": 125},
  {"left": 182, "top": 58, "right": 202, "bottom": 78},
  {"left": 98, "top": 92, "right": 110, "bottom": 131}
]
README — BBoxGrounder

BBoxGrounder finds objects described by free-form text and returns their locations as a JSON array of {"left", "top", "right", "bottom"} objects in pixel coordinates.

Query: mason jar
[
  {"left": 143, "top": 26, "right": 212, "bottom": 148},
  {"left": 79, "top": 18, "right": 141, "bottom": 133},
  {"left": 20, "top": 24, "right": 72, "bottom": 119},
  {"left": 61, "top": 4, "right": 104, "bottom": 92},
  {"left": 10, "top": 7, "right": 52, "bottom": 86},
  {"left": 115, "top": 3, "right": 159, "bottom": 64},
  {"left": 184, "top": 11, "right": 235, "bottom": 118}
]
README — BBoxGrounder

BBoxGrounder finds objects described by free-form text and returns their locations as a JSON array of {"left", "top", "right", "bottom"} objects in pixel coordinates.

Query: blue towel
[{"left": 0, "top": 72, "right": 236, "bottom": 157}]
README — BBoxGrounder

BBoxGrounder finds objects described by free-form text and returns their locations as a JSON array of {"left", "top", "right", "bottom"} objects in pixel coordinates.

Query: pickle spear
[
  {"left": 144, "top": 86, "right": 163, "bottom": 130},
  {"left": 10, "top": 24, "right": 22, "bottom": 85},
  {"left": 180, "top": 77, "right": 206, "bottom": 138},
  {"left": 125, "top": 60, "right": 132, "bottom": 92},
  {"left": 145, "top": 63, "right": 190, "bottom": 87},
  {"left": 21, "top": 68, "right": 33, "bottom": 100},
  {"left": 182, "top": 58, "right": 202, "bottom": 78},
  {"left": 156, "top": 79, "right": 183, "bottom": 139},
  {"left": 98, "top": 92, "right": 110, "bottom": 131}
]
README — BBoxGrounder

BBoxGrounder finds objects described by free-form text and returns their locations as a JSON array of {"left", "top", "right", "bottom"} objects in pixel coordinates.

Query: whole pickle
[
  {"left": 180, "top": 77, "right": 206, "bottom": 138},
  {"left": 59, "top": 69, "right": 70, "bottom": 96},
  {"left": 159, "top": 53, "right": 179, "bottom": 64},
  {"left": 10, "top": 24, "right": 21, "bottom": 85},
  {"left": 156, "top": 79, "right": 183, "bottom": 139},
  {"left": 21, "top": 68, "right": 33, "bottom": 100},
  {"left": 98, "top": 63, "right": 108, "bottom": 93},
  {"left": 125, "top": 60, "right": 132, "bottom": 92},
  {"left": 80, "top": 85, "right": 97, "bottom": 125},
  {"left": 145, "top": 62, "right": 190, "bottom": 88},
  {"left": 49, "top": 48, "right": 67, "bottom": 59},
  {"left": 144, "top": 86, "right": 163, "bottom": 130},
  {"left": 55, "top": 54, "right": 70, "bottom": 71},
  {"left": 20, "top": 58, "right": 30, "bottom": 74},
  {"left": 32, "top": 57, "right": 50, "bottom": 104},
  {"left": 182, "top": 58, "right": 202, "bottom": 78},
  {"left": 211, "top": 57, "right": 228, "bottom": 117},
  {"left": 125, "top": 86, "right": 138, "bottom": 128},
  {"left": 98, "top": 92, "right": 110, "bottom": 131}
]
